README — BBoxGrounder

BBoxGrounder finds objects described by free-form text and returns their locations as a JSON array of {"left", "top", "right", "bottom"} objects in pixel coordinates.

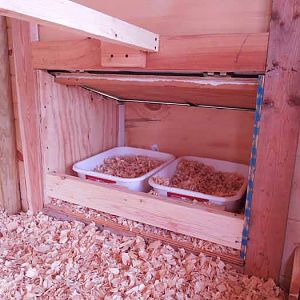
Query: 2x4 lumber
[
  {"left": 0, "top": 0, "right": 159, "bottom": 52},
  {"left": 43, "top": 203, "right": 244, "bottom": 267},
  {"left": 46, "top": 173, "right": 244, "bottom": 249},
  {"left": 245, "top": 0, "right": 300, "bottom": 281},
  {"left": 0, "top": 16, "right": 21, "bottom": 214},
  {"left": 31, "top": 33, "right": 268, "bottom": 72},
  {"left": 54, "top": 73, "right": 258, "bottom": 109},
  {"left": 10, "top": 19, "right": 44, "bottom": 212}
]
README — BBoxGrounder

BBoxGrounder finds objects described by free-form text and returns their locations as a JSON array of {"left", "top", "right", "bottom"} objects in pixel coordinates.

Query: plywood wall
[
  {"left": 125, "top": 103, "right": 254, "bottom": 164},
  {"left": 280, "top": 135, "right": 300, "bottom": 289},
  {"left": 38, "top": 71, "right": 119, "bottom": 175}
]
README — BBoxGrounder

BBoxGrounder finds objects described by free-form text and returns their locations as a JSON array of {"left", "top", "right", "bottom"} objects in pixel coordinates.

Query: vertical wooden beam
[
  {"left": 0, "top": 16, "right": 21, "bottom": 214},
  {"left": 10, "top": 19, "right": 43, "bottom": 212},
  {"left": 245, "top": 0, "right": 300, "bottom": 281}
]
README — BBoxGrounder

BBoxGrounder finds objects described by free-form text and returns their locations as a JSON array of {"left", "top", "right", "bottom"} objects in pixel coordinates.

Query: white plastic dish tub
[
  {"left": 148, "top": 156, "right": 249, "bottom": 212},
  {"left": 72, "top": 147, "right": 175, "bottom": 192}
]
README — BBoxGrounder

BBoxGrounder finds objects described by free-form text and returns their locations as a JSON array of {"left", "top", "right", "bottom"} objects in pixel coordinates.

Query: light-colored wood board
[
  {"left": 101, "top": 42, "right": 146, "bottom": 68},
  {"left": 38, "top": 71, "right": 119, "bottom": 176},
  {"left": 289, "top": 247, "right": 300, "bottom": 299},
  {"left": 39, "top": 0, "right": 271, "bottom": 41},
  {"left": 43, "top": 203, "right": 244, "bottom": 267},
  {"left": 46, "top": 173, "right": 244, "bottom": 249},
  {"left": 10, "top": 19, "right": 44, "bottom": 212},
  {"left": 31, "top": 33, "right": 268, "bottom": 72},
  {"left": 280, "top": 220, "right": 300, "bottom": 292},
  {"left": 54, "top": 73, "right": 258, "bottom": 109},
  {"left": 245, "top": 0, "right": 300, "bottom": 281},
  {"left": 0, "top": 0, "right": 159, "bottom": 52},
  {"left": 125, "top": 103, "right": 254, "bottom": 164},
  {"left": 0, "top": 16, "right": 21, "bottom": 214}
]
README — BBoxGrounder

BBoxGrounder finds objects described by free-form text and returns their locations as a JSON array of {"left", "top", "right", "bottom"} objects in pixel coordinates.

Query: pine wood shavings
[
  {"left": 153, "top": 159, "right": 244, "bottom": 197},
  {"left": 0, "top": 208, "right": 285, "bottom": 299},
  {"left": 95, "top": 155, "right": 163, "bottom": 178}
]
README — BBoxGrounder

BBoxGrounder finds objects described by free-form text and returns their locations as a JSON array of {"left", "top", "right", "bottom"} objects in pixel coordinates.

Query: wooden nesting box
[{"left": 0, "top": 0, "right": 299, "bottom": 289}]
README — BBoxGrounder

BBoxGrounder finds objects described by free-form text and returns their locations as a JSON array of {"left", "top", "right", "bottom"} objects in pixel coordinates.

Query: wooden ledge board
[
  {"left": 0, "top": 0, "right": 159, "bottom": 52},
  {"left": 54, "top": 73, "right": 258, "bottom": 108},
  {"left": 43, "top": 203, "right": 244, "bottom": 267},
  {"left": 46, "top": 173, "right": 244, "bottom": 249},
  {"left": 32, "top": 33, "right": 268, "bottom": 72}
]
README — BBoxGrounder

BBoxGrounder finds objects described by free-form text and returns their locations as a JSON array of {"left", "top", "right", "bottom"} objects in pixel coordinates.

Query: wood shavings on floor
[
  {"left": 0, "top": 209, "right": 284, "bottom": 299},
  {"left": 51, "top": 199, "right": 239, "bottom": 256}
]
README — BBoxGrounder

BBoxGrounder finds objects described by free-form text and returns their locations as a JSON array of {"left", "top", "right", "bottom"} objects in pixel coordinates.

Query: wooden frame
[
  {"left": 5, "top": 0, "right": 300, "bottom": 286},
  {"left": 245, "top": 0, "right": 300, "bottom": 281},
  {"left": 31, "top": 33, "right": 268, "bottom": 72},
  {"left": 0, "top": 0, "right": 159, "bottom": 52},
  {"left": 46, "top": 173, "right": 244, "bottom": 250}
]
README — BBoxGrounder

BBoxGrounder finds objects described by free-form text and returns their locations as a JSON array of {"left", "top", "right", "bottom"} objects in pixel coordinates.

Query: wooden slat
[
  {"left": 125, "top": 103, "right": 254, "bottom": 165},
  {"left": 10, "top": 19, "right": 44, "bottom": 212},
  {"left": 245, "top": 0, "right": 300, "bottom": 281},
  {"left": 38, "top": 71, "right": 119, "bottom": 176},
  {"left": 40, "top": 0, "right": 272, "bottom": 39},
  {"left": 32, "top": 33, "right": 269, "bottom": 72},
  {"left": 54, "top": 73, "right": 258, "bottom": 108},
  {"left": 0, "top": 16, "right": 21, "bottom": 214},
  {"left": 46, "top": 173, "right": 244, "bottom": 249},
  {"left": 0, "top": 0, "right": 159, "bottom": 52},
  {"left": 43, "top": 203, "right": 244, "bottom": 267},
  {"left": 101, "top": 42, "right": 146, "bottom": 68},
  {"left": 289, "top": 247, "right": 300, "bottom": 299}
]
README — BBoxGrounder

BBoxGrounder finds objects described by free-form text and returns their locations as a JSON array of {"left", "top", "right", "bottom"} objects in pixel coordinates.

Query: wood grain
[
  {"left": 10, "top": 19, "right": 44, "bottom": 212},
  {"left": 0, "top": 0, "right": 159, "bottom": 52},
  {"left": 245, "top": 0, "right": 300, "bottom": 281},
  {"left": 38, "top": 71, "right": 119, "bottom": 176},
  {"left": 39, "top": 0, "right": 271, "bottom": 40},
  {"left": 31, "top": 33, "right": 268, "bottom": 72},
  {"left": 0, "top": 16, "right": 21, "bottom": 214},
  {"left": 54, "top": 73, "right": 258, "bottom": 109},
  {"left": 6, "top": 18, "right": 28, "bottom": 211},
  {"left": 46, "top": 173, "right": 244, "bottom": 249},
  {"left": 31, "top": 38, "right": 102, "bottom": 70},
  {"left": 125, "top": 103, "right": 254, "bottom": 164}
]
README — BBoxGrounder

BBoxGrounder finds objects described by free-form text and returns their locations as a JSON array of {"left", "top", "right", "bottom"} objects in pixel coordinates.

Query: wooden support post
[
  {"left": 0, "top": 0, "right": 159, "bottom": 52},
  {"left": 10, "top": 19, "right": 44, "bottom": 212},
  {"left": 0, "top": 16, "right": 21, "bottom": 214},
  {"left": 245, "top": 0, "right": 300, "bottom": 281}
]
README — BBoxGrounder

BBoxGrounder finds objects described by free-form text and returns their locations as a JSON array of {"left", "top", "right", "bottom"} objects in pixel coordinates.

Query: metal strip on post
[{"left": 240, "top": 75, "right": 264, "bottom": 259}]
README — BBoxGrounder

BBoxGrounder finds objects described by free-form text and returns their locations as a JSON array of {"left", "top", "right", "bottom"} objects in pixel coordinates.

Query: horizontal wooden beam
[
  {"left": 32, "top": 33, "right": 268, "bottom": 72},
  {"left": 46, "top": 173, "right": 244, "bottom": 249},
  {"left": 54, "top": 73, "right": 258, "bottom": 108},
  {"left": 43, "top": 203, "right": 244, "bottom": 267},
  {"left": 0, "top": 0, "right": 159, "bottom": 52}
]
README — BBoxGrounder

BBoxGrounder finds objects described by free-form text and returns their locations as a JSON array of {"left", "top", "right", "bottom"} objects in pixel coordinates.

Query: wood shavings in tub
[
  {"left": 95, "top": 155, "right": 163, "bottom": 178},
  {"left": 153, "top": 159, "right": 244, "bottom": 197},
  {"left": 0, "top": 209, "right": 284, "bottom": 299}
]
